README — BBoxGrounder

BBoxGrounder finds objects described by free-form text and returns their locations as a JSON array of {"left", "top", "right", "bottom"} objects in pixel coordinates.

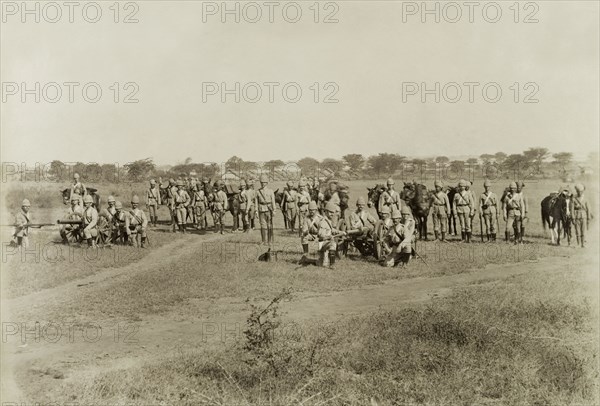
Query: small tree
[
  {"left": 342, "top": 154, "right": 365, "bottom": 174},
  {"left": 124, "top": 158, "right": 155, "bottom": 182}
]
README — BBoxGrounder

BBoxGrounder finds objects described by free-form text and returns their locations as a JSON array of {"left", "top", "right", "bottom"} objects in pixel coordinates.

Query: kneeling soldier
[
  {"left": 349, "top": 196, "right": 377, "bottom": 237},
  {"left": 82, "top": 194, "right": 99, "bottom": 248},
  {"left": 317, "top": 202, "right": 346, "bottom": 268},
  {"left": 301, "top": 201, "right": 322, "bottom": 256},
  {"left": 129, "top": 195, "right": 148, "bottom": 248},
  {"left": 112, "top": 201, "right": 131, "bottom": 244},
  {"left": 383, "top": 207, "right": 415, "bottom": 268},
  {"left": 60, "top": 195, "right": 83, "bottom": 244}
]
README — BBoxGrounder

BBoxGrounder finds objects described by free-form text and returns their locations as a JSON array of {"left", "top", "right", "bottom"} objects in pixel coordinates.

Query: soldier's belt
[{"left": 457, "top": 204, "right": 469, "bottom": 207}]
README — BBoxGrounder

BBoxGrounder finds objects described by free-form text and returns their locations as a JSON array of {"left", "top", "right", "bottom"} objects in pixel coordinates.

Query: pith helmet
[
  {"left": 387, "top": 178, "right": 395, "bottom": 185},
  {"left": 83, "top": 195, "right": 93, "bottom": 204},
  {"left": 518, "top": 181, "right": 525, "bottom": 188},
  {"left": 380, "top": 206, "right": 391, "bottom": 214},
  {"left": 240, "top": 179, "right": 247, "bottom": 187},
  {"left": 509, "top": 182, "right": 517, "bottom": 189},
  {"left": 287, "top": 180, "right": 294, "bottom": 187},
  {"left": 391, "top": 209, "right": 401, "bottom": 219},
  {"left": 107, "top": 195, "right": 116, "bottom": 203},
  {"left": 562, "top": 185, "right": 571, "bottom": 192},
  {"left": 299, "top": 180, "right": 307, "bottom": 187},
  {"left": 401, "top": 205, "right": 412, "bottom": 215},
  {"left": 73, "top": 173, "right": 80, "bottom": 179},
  {"left": 260, "top": 174, "right": 269, "bottom": 183},
  {"left": 356, "top": 196, "right": 366, "bottom": 205},
  {"left": 21, "top": 199, "right": 31, "bottom": 206},
  {"left": 71, "top": 195, "right": 79, "bottom": 202},
  {"left": 575, "top": 183, "right": 585, "bottom": 192},
  {"left": 177, "top": 180, "right": 185, "bottom": 187},
  {"left": 325, "top": 201, "right": 337, "bottom": 212},
  {"left": 115, "top": 201, "right": 123, "bottom": 209},
  {"left": 308, "top": 201, "right": 318, "bottom": 210},
  {"left": 131, "top": 195, "right": 140, "bottom": 204},
  {"left": 458, "top": 179, "right": 468, "bottom": 187},
  {"left": 169, "top": 178, "right": 175, "bottom": 184},
  {"left": 483, "top": 180, "right": 491, "bottom": 187},
  {"left": 150, "top": 179, "right": 156, "bottom": 185},
  {"left": 434, "top": 180, "right": 443, "bottom": 188}
]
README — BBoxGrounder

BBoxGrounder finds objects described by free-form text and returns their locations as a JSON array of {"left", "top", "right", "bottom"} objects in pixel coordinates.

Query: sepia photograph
[{"left": 1, "top": 1, "right": 599, "bottom": 404}]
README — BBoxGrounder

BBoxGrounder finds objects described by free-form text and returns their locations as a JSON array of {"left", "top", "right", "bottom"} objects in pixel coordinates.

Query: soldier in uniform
[
  {"left": 97, "top": 195, "right": 116, "bottom": 244},
  {"left": 60, "top": 195, "right": 84, "bottom": 244},
  {"left": 238, "top": 180, "right": 249, "bottom": 232},
  {"left": 516, "top": 181, "right": 529, "bottom": 240},
  {"left": 256, "top": 174, "right": 276, "bottom": 245},
  {"left": 383, "top": 206, "right": 415, "bottom": 268},
  {"left": 466, "top": 181, "right": 477, "bottom": 238},
  {"left": 167, "top": 178, "right": 178, "bottom": 233},
  {"left": 175, "top": 180, "right": 191, "bottom": 233},
  {"left": 82, "top": 194, "right": 99, "bottom": 248},
  {"left": 301, "top": 200, "right": 322, "bottom": 257},
  {"left": 317, "top": 201, "right": 345, "bottom": 268},
  {"left": 283, "top": 180, "right": 298, "bottom": 232},
  {"left": 378, "top": 178, "right": 402, "bottom": 214},
  {"left": 324, "top": 180, "right": 341, "bottom": 226},
  {"left": 69, "top": 173, "right": 87, "bottom": 205},
  {"left": 246, "top": 179, "right": 258, "bottom": 231},
  {"left": 429, "top": 180, "right": 451, "bottom": 241},
  {"left": 145, "top": 179, "right": 161, "bottom": 227},
  {"left": 572, "top": 183, "right": 591, "bottom": 248},
  {"left": 348, "top": 196, "right": 377, "bottom": 238},
  {"left": 453, "top": 179, "right": 474, "bottom": 242},
  {"left": 502, "top": 182, "right": 525, "bottom": 244},
  {"left": 479, "top": 180, "right": 498, "bottom": 241},
  {"left": 112, "top": 201, "right": 130, "bottom": 244},
  {"left": 13, "top": 199, "right": 32, "bottom": 248},
  {"left": 191, "top": 183, "right": 208, "bottom": 230},
  {"left": 296, "top": 180, "right": 311, "bottom": 237},
  {"left": 129, "top": 195, "right": 148, "bottom": 247},
  {"left": 212, "top": 181, "right": 229, "bottom": 234}
]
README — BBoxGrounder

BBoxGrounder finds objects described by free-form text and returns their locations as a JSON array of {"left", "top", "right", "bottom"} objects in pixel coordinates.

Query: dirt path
[{"left": 1, "top": 230, "right": 597, "bottom": 403}]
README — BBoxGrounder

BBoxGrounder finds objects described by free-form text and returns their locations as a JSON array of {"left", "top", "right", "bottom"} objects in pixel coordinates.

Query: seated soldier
[
  {"left": 301, "top": 201, "right": 322, "bottom": 257},
  {"left": 82, "top": 194, "right": 99, "bottom": 248},
  {"left": 348, "top": 197, "right": 377, "bottom": 238},
  {"left": 60, "top": 195, "right": 83, "bottom": 244},
  {"left": 383, "top": 206, "right": 415, "bottom": 268},
  {"left": 112, "top": 201, "right": 131, "bottom": 245},
  {"left": 317, "top": 202, "right": 346, "bottom": 269},
  {"left": 129, "top": 195, "right": 148, "bottom": 248}
]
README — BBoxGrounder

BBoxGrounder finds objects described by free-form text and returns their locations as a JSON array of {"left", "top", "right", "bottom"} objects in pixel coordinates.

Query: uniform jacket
[
  {"left": 430, "top": 191, "right": 450, "bottom": 215},
  {"left": 70, "top": 181, "right": 86, "bottom": 198},
  {"left": 479, "top": 192, "right": 498, "bottom": 214},
  {"left": 175, "top": 189, "right": 191, "bottom": 208},
  {"left": 387, "top": 219, "right": 415, "bottom": 247},
  {"left": 349, "top": 209, "right": 377, "bottom": 230},
  {"left": 317, "top": 216, "right": 340, "bottom": 241},
  {"left": 453, "top": 191, "right": 474, "bottom": 215},
  {"left": 378, "top": 189, "right": 401, "bottom": 213},
  {"left": 129, "top": 208, "right": 148, "bottom": 228},
  {"left": 113, "top": 210, "right": 130, "bottom": 230},
  {"left": 213, "top": 190, "right": 229, "bottom": 211},
  {"left": 257, "top": 187, "right": 276, "bottom": 213},
  {"left": 146, "top": 187, "right": 162, "bottom": 206},
  {"left": 14, "top": 209, "right": 31, "bottom": 237},
  {"left": 296, "top": 190, "right": 311, "bottom": 212},
  {"left": 503, "top": 192, "right": 525, "bottom": 216},
  {"left": 82, "top": 206, "right": 98, "bottom": 230},
  {"left": 302, "top": 213, "right": 323, "bottom": 237}
]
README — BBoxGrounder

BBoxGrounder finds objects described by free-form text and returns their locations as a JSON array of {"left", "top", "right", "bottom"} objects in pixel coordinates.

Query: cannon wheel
[
  {"left": 337, "top": 219, "right": 349, "bottom": 258},
  {"left": 64, "top": 226, "right": 84, "bottom": 245},
  {"left": 96, "top": 217, "right": 113, "bottom": 246},
  {"left": 373, "top": 220, "right": 386, "bottom": 260}
]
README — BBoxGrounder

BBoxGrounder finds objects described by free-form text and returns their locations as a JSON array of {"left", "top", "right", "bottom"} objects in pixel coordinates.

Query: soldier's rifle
[
  {"left": 479, "top": 212, "right": 484, "bottom": 242},
  {"left": 2, "top": 223, "right": 56, "bottom": 228}
]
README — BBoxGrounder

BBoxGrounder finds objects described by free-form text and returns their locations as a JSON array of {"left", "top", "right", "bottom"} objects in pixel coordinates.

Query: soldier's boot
[
  {"left": 434, "top": 231, "right": 439, "bottom": 241},
  {"left": 399, "top": 253, "right": 411, "bottom": 267},
  {"left": 461, "top": 231, "right": 465, "bottom": 241},
  {"left": 260, "top": 229, "right": 267, "bottom": 244},
  {"left": 514, "top": 231, "right": 520, "bottom": 244},
  {"left": 141, "top": 237, "right": 147, "bottom": 248},
  {"left": 492, "top": 233, "right": 496, "bottom": 241},
  {"left": 302, "top": 243, "right": 309, "bottom": 255},
  {"left": 220, "top": 224, "right": 224, "bottom": 234},
  {"left": 441, "top": 232, "right": 446, "bottom": 241},
  {"left": 466, "top": 232, "right": 472, "bottom": 243},
  {"left": 86, "top": 238, "right": 94, "bottom": 248},
  {"left": 486, "top": 234, "right": 490, "bottom": 242},
  {"left": 505, "top": 231, "right": 509, "bottom": 242},
  {"left": 520, "top": 226, "right": 525, "bottom": 242},
  {"left": 328, "top": 252, "right": 337, "bottom": 269},
  {"left": 183, "top": 225, "right": 187, "bottom": 234}
]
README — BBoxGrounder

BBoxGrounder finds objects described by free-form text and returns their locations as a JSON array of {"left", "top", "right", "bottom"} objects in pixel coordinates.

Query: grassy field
[{"left": 1, "top": 177, "right": 598, "bottom": 405}]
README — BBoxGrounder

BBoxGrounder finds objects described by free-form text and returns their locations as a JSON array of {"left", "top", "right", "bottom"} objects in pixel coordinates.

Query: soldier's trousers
[
  {"left": 384, "top": 243, "right": 411, "bottom": 267},
  {"left": 176, "top": 207, "right": 187, "bottom": 225},
  {"left": 286, "top": 207, "right": 297, "bottom": 230},
  {"left": 147, "top": 204, "right": 158, "bottom": 221},
  {"left": 83, "top": 227, "right": 98, "bottom": 239},
  {"left": 505, "top": 211, "right": 522, "bottom": 235},
  {"left": 298, "top": 209, "right": 308, "bottom": 236},
  {"left": 455, "top": 212, "right": 471, "bottom": 233},
  {"left": 129, "top": 224, "right": 147, "bottom": 238},
  {"left": 573, "top": 213, "right": 586, "bottom": 243},
  {"left": 195, "top": 205, "right": 207, "bottom": 227},
  {"left": 213, "top": 209, "right": 225, "bottom": 226},
  {"left": 432, "top": 209, "right": 447, "bottom": 233},
  {"left": 482, "top": 211, "right": 496, "bottom": 234},
  {"left": 318, "top": 240, "right": 337, "bottom": 267}
]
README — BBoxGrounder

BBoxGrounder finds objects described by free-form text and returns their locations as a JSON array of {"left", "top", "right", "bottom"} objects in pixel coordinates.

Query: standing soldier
[
  {"left": 502, "top": 182, "right": 525, "bottom": 243},
  {"left": 572, "top": 183, "right": 591, "bottom": 248},
  {"left": 383, "top": 207, "right": 415, "bottom": 268},
  {"left": 378, "top": 178, "right": 402, "bottom": 214},
  {"left": 256, "top": 174, "right": 276, "bottom": 245},
  {"left": 112, "top": 201, "right": 130, "bottom": 244},
  {"left": 453, "top": 179, "right": 474, "bottom": 242},
  {"left": 82, "top": 194, "right": 99, "bottom": 248},
  {"left": 479, "top": 180, "right": 498, "bottom": 241},
  {"left": 324, "top": 180, "right": 341, "bottom": 226},
  {"left": 317, "top": 201, "right": 345, "bottom": 268},
  {"left": 129, "top": 195, "right": 148, "bottom": 247},
  {"left": 301, "top": 201, "right": 322, "bottom": 257},
  {"left": 69, "top": 173, "right": 87, "bottom": 205},
  {"left": 146, "top": 179, "right": 161, "bottom": 227},
  {"left": 429, "top": 180, "right": 451, "bottom": 241},
  {"left": 516, "top": 181, "right": 529, "bottom": 240},
  {"left": 191, "top": 184, "right": 208, "bottom": 230},
  {"left": 13, "top": 199, "right": 32, "bottom": 248},
  {"left": 238, "top": 180, "right": 249, "bottom": 232},
  {"left": 246, "top": 178, "right": 258, "bottom": 231},
  {"left": 466, "top": 181, "right": 477, "bottom": 238},
  {"left": 212, "top": 181, "right": 229, "bottom": 234},
  {"left": 61, "top": 195, "right": 84, "bottom": 244},
  {"left": 167, "top": 178, "right": 178, "bottom": 233},
  {"left": 283, "top": 181, "right": 298, "bottom": 232},
  {"left": 175, "top": 180, "right": 191, "bottom": 233},
  {"left": 296, "top": 180, "right": 311, "bottom": 237}
]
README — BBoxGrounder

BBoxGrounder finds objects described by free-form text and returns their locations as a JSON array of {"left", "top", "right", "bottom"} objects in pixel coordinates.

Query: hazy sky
[{"left": 2, "top": 1, "right": 598, "bottom": 166}]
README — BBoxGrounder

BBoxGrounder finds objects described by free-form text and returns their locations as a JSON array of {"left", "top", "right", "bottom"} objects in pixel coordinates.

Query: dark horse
[
  {"left": 401, "top": 182, "right": 432, "bottom": 240},
  {"left": 367, "top": 183, "right": 387, "bottom": 218},
  {"left": 541, "top": 192, "right": 572, "bottom": 245},
  {"left": 446, "top": 186, "right": 458, "bottom": 235},
  {"left": 61, "top": 187, "right": 101, "bottom": 210}
]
